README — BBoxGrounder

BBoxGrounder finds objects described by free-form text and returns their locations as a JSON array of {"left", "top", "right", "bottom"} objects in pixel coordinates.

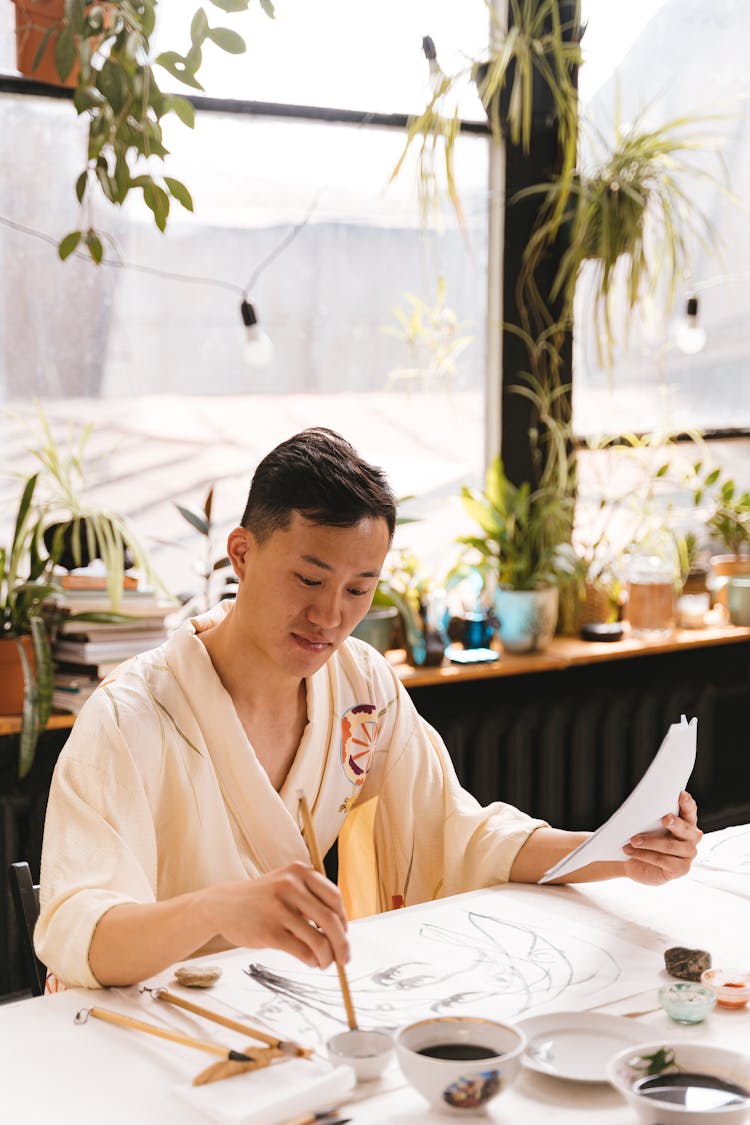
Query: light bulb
[
  {"left": 674, "top": 296, "right": 706, "bottom": 355},
  {"left": 240, "top": 298, "right": 274, "bottom": 368}
]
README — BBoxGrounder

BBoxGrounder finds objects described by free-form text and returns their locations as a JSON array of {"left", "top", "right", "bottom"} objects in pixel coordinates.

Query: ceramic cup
[
  {"left": 326, "top": 1029, "right": 394, "bottom": 1081},
  {"left": 727, "top": 577, "right": 750, "bottom": 627},
  {"left": 394, "top": 1015, "right": 525, "bottom": 1114}
]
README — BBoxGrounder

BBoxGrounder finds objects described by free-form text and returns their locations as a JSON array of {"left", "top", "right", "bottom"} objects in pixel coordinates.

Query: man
[{"left": 36, "top": 428, "right": 701, "bottom": 988}]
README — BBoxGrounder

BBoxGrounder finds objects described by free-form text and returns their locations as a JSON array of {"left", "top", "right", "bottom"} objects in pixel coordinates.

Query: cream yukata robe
[{"left": 36, "top": 604, "right": 546, "bottom": 988}]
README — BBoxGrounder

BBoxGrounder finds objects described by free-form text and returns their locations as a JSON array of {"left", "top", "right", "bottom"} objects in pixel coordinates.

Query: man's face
[{"left": 230, "top": 512, "right": 391, "bottom": 679}]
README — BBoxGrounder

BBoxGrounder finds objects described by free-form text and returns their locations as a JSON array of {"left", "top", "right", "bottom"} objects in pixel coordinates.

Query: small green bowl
[{"left": 658, "top": 981, "right": 717, "bottom": 1024}]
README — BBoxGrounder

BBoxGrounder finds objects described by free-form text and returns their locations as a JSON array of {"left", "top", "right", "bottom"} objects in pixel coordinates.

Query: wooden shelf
[
  {"left": 1, "top": 626, "right": 749, "bottom": 728},
  {"left": 0, "top": 712, "right": 76, "bottom": 737},
  {"left": 393, "top": 623, "right": 750, "bottom": 689}
]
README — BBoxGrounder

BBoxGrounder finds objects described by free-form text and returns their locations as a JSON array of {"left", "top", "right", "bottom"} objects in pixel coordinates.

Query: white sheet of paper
[{"left": 538, "top": 715, "right": 697, "bottom": 884}]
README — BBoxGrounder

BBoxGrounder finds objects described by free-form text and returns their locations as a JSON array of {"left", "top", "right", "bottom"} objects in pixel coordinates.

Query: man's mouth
[{"left": 291, "top": 632, "right": 332, "bottom": 653}]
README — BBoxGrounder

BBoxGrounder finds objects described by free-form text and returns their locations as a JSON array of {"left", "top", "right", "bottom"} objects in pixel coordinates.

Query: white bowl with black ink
[
  {"left": 394, "top": 1015, "right": 525, "bottom": 1113},
  {"left": 607, "top": 1040, "right": 750, "bottom": 1124}
]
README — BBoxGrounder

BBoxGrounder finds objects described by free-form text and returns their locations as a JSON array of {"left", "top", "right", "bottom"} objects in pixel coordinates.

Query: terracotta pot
[
  {"left": 13, "top": 0, "right": 76, "bottom": 87},
  {"left": 708, "top": 554, "right": 750, "bottom": 609},
  {"left": 0, "top": 635, "right": 35, "bottom": 716}
]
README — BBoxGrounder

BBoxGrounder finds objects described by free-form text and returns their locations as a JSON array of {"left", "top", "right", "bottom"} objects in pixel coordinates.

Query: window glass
[
  {"left": 574, "top": 0, "right": 750, "bottom": 436},
  {"left": 0, "top": 4, "right": 489, "bottom": 587}
]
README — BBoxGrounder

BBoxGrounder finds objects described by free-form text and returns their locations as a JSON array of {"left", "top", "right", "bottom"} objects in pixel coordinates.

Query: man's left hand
[{"left": 622, "top": 790, "right": 702, "bottom": 885}]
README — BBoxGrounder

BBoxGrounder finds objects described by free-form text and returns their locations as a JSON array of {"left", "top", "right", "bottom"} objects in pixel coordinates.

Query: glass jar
[{"left": 624, "top": 532, "right": 679, "bottom": 637}]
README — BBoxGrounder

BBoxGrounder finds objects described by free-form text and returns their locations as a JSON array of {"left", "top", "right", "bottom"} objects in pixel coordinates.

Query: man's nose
[{"left": 307, "top": 587, "right": 343, "bottom": 628}]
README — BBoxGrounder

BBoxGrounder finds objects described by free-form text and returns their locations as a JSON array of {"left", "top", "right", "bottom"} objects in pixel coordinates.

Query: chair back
[{"left": 7, "top": 862, "right": 45, "bottom": 997}]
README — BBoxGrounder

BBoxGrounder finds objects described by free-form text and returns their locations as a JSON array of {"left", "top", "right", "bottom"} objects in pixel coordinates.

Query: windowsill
[{"left": 391, "top": 623, "right": 750, "bottom": 689}]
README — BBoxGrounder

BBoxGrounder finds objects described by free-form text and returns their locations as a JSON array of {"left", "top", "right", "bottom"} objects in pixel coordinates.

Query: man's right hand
[
  {"left": 204, "top": 860, "right": 350, "bottom": 969},
  {"left": 88, "top": 861, "right": 349, "bottom": 987}
]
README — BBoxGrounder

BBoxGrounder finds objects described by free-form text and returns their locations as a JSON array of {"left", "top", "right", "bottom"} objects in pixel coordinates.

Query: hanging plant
[{"left": 14, "top": 0, "right": 275, "bottom": 262}]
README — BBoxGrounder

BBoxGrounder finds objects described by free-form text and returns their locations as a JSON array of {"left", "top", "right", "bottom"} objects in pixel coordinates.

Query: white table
[{"left": 3, "top": 871, "right": 750, "bottom": 1124}]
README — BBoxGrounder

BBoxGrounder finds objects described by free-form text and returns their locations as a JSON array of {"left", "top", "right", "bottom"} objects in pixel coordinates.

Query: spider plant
[
  {"left": 517, "top": 97, "right": 728, "bottom": 365},
  {"left": 390, "top": 0, "right": 581, "bottom": 230},
  {"left": 26, "top": 408, "right": 166, "bottom": 609}
]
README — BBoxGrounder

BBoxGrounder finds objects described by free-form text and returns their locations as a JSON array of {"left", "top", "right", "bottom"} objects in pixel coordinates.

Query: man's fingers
[
  {"left": 302, "top": 867, "right": 349, "bottom": 927},
  {"left": 675, "top": 790, "right": 699, "bottom": 827}
]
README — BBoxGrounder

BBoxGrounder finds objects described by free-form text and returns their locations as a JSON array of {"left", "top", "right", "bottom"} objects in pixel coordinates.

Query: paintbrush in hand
[{"left": 296, "top": 789, "right": 358, "bottom": 1031}]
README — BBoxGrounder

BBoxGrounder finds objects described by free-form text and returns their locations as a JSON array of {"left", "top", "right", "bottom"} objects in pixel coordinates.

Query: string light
[{"left": 674, "top": 295, "right": 706, "bottom": 355}]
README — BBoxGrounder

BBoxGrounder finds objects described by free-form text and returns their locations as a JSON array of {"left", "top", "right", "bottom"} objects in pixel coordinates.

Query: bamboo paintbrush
[
  {"left": 75, "top": 1004, "right": 262, "bottom": 1062},
  {"left": 75, "top": 1005, "right": 284, "bottom": 1086},
  {"left": 296, "top": 790, "right": 358, "bottom": 1031},
  {"left": 147, "top": 987, "right": 312, "bottom": 1058}
]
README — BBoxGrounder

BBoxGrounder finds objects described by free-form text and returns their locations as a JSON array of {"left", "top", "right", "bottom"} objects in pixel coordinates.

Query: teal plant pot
[
  {"left": 351, "top": 606, "right": 399, "bottom": 654},
  {"left": 494, "top": 587, "right": 559, "bottom": 653}
]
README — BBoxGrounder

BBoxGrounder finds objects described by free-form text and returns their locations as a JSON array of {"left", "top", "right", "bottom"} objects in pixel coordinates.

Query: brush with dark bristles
[{"left": 146, "top": 986, "right": 311, "bottom": 1058}]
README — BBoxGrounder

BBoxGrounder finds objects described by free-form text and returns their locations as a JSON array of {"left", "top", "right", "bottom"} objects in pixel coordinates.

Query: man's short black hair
[{"left": 240, "top": 427, "right": 398, "bottom": 542}]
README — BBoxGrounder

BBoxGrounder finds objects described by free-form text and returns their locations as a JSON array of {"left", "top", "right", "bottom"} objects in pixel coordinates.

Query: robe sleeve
[
  {"left": 338, "top": 672, "right": 547, "bottom": 918},
  {"left": 35, "top": 693, "right": 159, "bottom": 989}
]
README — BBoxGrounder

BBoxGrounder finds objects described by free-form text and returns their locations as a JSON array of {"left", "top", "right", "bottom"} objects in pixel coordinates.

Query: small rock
[
  {"left": 664, "top": 946, "right": 711, "bottom": 982},
  {"left": 174, "top": 964, "right": 222, "bottom": 988}
]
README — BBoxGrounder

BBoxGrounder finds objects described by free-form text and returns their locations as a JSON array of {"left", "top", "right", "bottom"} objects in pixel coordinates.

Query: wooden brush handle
[
  {"left": 88, "top": 1006, "right": 240, "bottom": 1059},
  {"left": 156, "top": 989, "right": 280, "bottom": 1048},
  {"left": 297, "top": 792, "right": 358, "bottom": 1031}
]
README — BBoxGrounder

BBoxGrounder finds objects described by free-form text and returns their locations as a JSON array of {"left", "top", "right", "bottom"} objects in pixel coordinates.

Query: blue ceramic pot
[{"left": 493, "top": 587, "right": 559, "bottom": 653}]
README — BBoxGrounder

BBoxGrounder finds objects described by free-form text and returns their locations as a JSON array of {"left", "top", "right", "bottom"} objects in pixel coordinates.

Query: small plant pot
[
  {"left": 494, "top": 586, "right": 559, "bottom": 653},
  {"left": 12, "top": 0, "right": 76, "bottom": 87},
  {"left": 351, "top": 606, "right": 399, "bottom": 654},
  {"left": 0, "top": 635, "right": 35, "bottom": 715},
  {"left": 708, "top": 554, "right": 750, "bottom": 609}
]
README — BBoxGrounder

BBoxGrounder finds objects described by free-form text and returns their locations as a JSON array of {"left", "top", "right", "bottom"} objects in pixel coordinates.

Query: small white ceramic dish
[
  {"left": 326, "top": 1029, "right": 394, "bottom": 1082},
  {"left": 516, "top": 1010, "right": 646, "bottom": 1083},
  {"left": 394, "top": 1015, "right": 525, "bottom": 1114},
  {"left": 607, "top": 1039, "right": 750, "bottom": 1125}
]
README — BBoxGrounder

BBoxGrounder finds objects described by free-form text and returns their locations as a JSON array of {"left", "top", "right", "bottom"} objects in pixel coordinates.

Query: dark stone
[{"left": 664, "top": 946, "right": 712, "bottom": 981}]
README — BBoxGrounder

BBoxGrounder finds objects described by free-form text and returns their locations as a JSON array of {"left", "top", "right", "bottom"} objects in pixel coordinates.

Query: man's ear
[{"left": 227, "top": 527, "right": 255, "bottom": 578}]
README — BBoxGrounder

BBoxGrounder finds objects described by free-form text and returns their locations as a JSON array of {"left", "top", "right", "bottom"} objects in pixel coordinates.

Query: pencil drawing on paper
[
  {"left": 239, "top": 908, "right": 622, "bottom": 1045},
  {"left": 699, "top": 826, "right": 750, "bottom": 874}
]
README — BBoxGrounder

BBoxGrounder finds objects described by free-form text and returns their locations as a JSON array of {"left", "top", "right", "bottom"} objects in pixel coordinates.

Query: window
[
  {"left": 0, "top": 2, "right": 492, "bottom": 588},
  {"left": 574, "top": 0, "right": 750, "bottom": 436}
]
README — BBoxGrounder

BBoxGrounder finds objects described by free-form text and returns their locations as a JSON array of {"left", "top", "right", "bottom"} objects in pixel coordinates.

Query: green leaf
[
  {"left": 54, "top": 25, "right": 76, "bottom": 82},
  {"left": 58, "top": 230, "right": 82, "bottom": 260},
  {"left": 97, "top": 59, "right": 129, "bottom": 114},
  {"left": 175, "top": 503, "right": 209, "bottom": 536},
  {"left": 166, "top": 95, "right": 195, "bottom": 128},
  {"left": 143, "top": 183, "right": 170, "bottom": 232},
  {"left": 95, "top": 159, "right": 117, "bottom": 203},
  {"left": 85, "top": 230, "right": 104, "bottom": 264},
  {"left": 259, "top": 0, "right": 275, "bottom": 16},
  {"left": 73, "top": 86, "right": 104, "bottom": 114},
  {"left": 31, "top": 24, "right": 57, "bottom": 73},
  {"left": 114, "top": 157, "right": 130, "bottom": 202},
  {"left": 65, "top": 0, "right": 85, "bottom": 32},
  {"left": 191, "top": 7, "right": 209, "bottom": 43},
  {"left": 164, "top": 176, "right": 194, "bottom": 212},
  {"left": 155, "top": 52, "right": 205, "bottom": 91},
  {"left": 208, "top": 0, "right": 250, "bottom": 10},
  {"left": 207, "top": 26, "right": 246, "bottom": 53},
  {"left": 17, "top": 638, "right": 40, "bottom": 780}
]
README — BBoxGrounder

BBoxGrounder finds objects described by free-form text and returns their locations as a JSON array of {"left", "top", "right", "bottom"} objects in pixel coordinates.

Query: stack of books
[{"left": 51, "top": 573, "right": 176, "bottom": 714}]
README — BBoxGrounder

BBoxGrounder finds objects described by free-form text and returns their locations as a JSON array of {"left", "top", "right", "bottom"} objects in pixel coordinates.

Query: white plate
[{"left": 516, "top": 1011, "right": 649, "bottom": 1083}]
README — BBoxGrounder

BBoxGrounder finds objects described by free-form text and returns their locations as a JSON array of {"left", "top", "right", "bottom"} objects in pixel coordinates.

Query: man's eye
[
  {"left": 348, "top": 587, "right": 368, "bottom": 597},
  {"left": 296, "top": 574, "right": 319, "bottom": 587}
]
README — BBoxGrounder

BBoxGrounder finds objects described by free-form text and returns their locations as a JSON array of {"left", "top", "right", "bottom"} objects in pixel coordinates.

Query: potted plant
[
  {"left": 0, "top": 472, "right": 60, "bottom": 777},
  {"left": 170, "top": 482, "right": 235, "bottom": 618},
  {"left": 11, "top": 0, "right": 275, "bottom": 260},
  {"left": 457, "top": 378, "right": 578, "bottom": 652},
  {"left": 1, "top": 411, "right": 168, "bottom": 777},
  {"left": 692, "top": 464, "right": 750, "bottom": 603}
]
